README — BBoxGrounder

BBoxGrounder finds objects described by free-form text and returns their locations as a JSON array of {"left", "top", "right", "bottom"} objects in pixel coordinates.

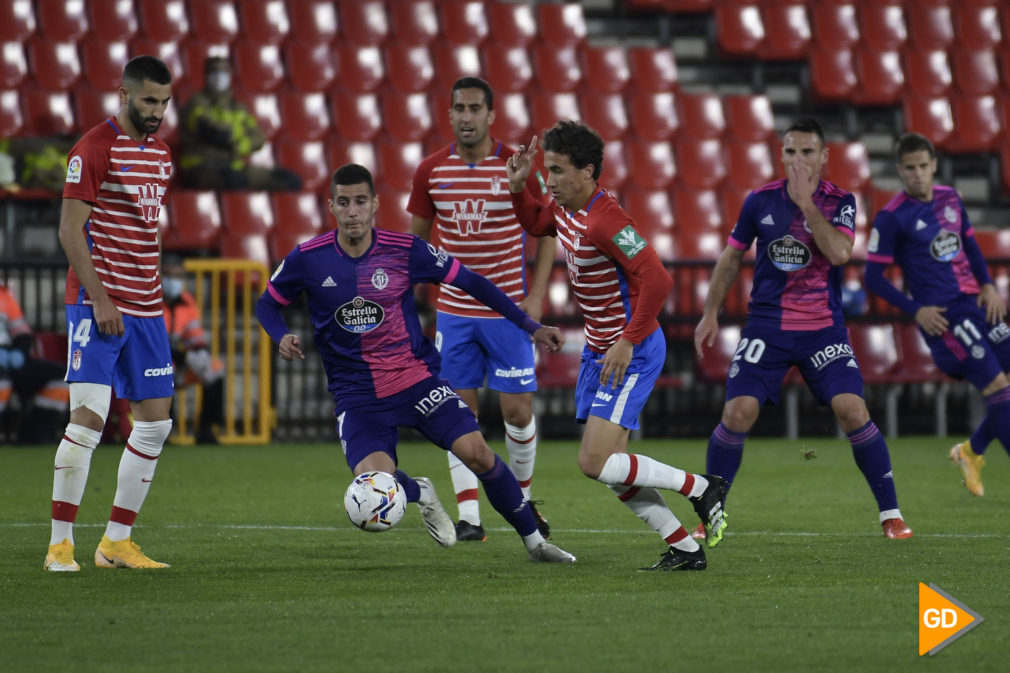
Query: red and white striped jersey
[
  {"left": 407, "top": 140, "right": 548, "bottom": 317},
  {"left": 62, "top": 118, "right": 172, "bottom": 318}
]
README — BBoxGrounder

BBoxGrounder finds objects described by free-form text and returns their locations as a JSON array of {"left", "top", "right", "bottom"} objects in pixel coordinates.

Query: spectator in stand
[{"left": 177, "top": 56, "right": 301, "bottom": 191}]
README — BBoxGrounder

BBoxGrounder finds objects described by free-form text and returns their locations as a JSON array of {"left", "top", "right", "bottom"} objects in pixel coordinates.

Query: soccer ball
[{"left": 343, "top": 471, "right": 407, "bottom": 532}]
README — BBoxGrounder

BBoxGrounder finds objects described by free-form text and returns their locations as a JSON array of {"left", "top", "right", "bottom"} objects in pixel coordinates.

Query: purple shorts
[
  {"left": 924, "top": 299, "right": 1010, "bottom": 391},
  {"left": 724, "top": 324, "right": 865, "bottom": 406}
]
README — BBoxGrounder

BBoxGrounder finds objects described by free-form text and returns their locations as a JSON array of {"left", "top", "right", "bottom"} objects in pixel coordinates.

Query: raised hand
[{"left": 506, "top": 135, "right": 539, "bottom": 190}]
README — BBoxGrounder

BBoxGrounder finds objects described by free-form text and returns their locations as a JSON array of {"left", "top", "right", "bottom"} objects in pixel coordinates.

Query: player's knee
[
  {"left": 129, "top": 419, "right": 173, "bottom": 457},
  {"left": 577, "top": 449, "right": 604, "bottom": 479},
  {"left": 722, "top": 401, "right": 757, "bottom": 432},
  {"left": 453, "top": 435, "right": 496, "bottom": 473},
  {"left": 69, "top": 383, "right": 113, "bottom": 430}
]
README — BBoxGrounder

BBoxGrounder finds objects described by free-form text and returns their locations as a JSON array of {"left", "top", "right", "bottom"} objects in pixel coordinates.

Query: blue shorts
[
  {"left": 435, "top": 312, "right": 537, "bottom": 393},
  {"left": 337, "top": 375, "right": 481, "bottom": 470},
  {"left": 65, "top": 304, "right": 174, "bottom": 401},
  {"left": 724, "top": 324, "right": 865, "bottom": 406},
  {"left": 574, "top": 328, "right": 664, "bottom": 430},
  {"left": 924, "top": 301, "right": 1010, "bottom": 391}
]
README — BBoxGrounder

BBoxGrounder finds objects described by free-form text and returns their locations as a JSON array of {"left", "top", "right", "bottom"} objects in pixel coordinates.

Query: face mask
[
  {"left": 207, "top": 72, "right": 231, "bottom": 93},
  {"left": 162, "top": 277, "right": 184, "bottom": 300}
]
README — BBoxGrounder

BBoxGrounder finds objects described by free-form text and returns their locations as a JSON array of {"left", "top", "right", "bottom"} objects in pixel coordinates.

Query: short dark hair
[
  {"left": 331, "top": 163, "right": 376, "bottom": 197},
  {"left": 894, "top": 132, "right": 936, "bottom": 162},
  {"left": 542, "top": 121, "right": 604, "bottom": 180},
  {"left": 784, "top": 117, "right": 825, "bottom": 147},
  {"left": 123, "top": 55, "right": 172, "bottom": 88},
  {"left": 451, "top": 76, "right": 494, "bottom": 111}
]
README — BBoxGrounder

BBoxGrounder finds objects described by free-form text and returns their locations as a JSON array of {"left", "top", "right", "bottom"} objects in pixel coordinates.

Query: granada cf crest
[
  {"left": 72, "top": 349, "right": 82, "bottom": 371},
  {"left": 490, "top": 175, "right": 502, "bottom": 195}
]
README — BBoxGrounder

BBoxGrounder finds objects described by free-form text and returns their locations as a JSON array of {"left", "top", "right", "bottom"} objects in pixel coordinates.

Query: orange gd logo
[{"left": 918, "top": 583, "right": 984, "bottom": 656}]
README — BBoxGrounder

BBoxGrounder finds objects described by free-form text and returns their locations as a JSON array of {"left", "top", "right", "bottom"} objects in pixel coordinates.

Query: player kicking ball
[{"left": 256, "top": 163, "right": 575, "bottom": 563}]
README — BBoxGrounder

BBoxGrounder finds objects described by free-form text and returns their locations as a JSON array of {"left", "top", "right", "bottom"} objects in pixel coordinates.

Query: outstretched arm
[{"left": 255, "top": 292, "right": 305, "bottom": 360}]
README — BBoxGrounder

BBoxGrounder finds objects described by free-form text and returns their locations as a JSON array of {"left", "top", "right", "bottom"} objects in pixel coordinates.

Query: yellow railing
[{"left": 172, "top": 258, "right": 274, "bottom": 444}]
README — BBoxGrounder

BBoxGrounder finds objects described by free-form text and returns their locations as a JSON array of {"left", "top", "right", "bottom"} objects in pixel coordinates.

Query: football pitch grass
[{"left": 2, "top": 436, "right": 1007, "bottom": 672}]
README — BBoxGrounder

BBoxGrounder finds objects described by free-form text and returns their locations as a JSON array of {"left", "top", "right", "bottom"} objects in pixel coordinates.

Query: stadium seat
[
  {"left": 677, "top": 92, "right": 726, "bottom": 140},
  {"left": 543, "top": 267, "right": 577, "bottom": 319},
  {"left": 973, "top": 228, "right": 1010, "bottom": 258},
  {"left": 529, "top": 90, "right": 580, "bottom": 138},
  {"left": 284, "top": 43, "right": 335, "bottom": 93},
  {"left": 954, "top": 4, "right": 1002, "bottom": 49},
  {"left": 901, "top": 94, "right": 953, "bottom": 147},
  {"left": 672, "top": 185, "right": 722, "bottom": 234},
  {"left": 231, "top": 91, "right": 279, "bottom": 141},
  {"left": 901, "top": 47, "right": 951, "bottom": 97},
  {"left": 432, "top": 43, "right": 481, "bottom": 91},
  {"left": 810, "top": 2, "right": 859, "bottom": 50},
  {"left": 381, "top": 91, "right": 432, "bottom": 143},
  {"left": 339, "top": 0, "right": 389, "bottom": 46},
  {"left": 189, "top": 0, "right": 240, "bottom": 44},
  {"left": 714, "top": 3, "right": 764, "bottom": 57},
  {"left": 695, "top": 324, "right": 741, "bottom": 383},
  {"left": 626, "top": 139, "right": 676, "bottom": 190},
  {"left": 335, "top": 44, "right": 385, "bottom": 93},
  {"left": 88, "top": 0, "right": 139, "bottom": 42},
  {"left": 288, "top": 0, "right": 337, "bottom": 44},
  {"left": 481, "top": 44, "right": 532, "bottom": 93},
  {"left": 130, "top": 38, "right": 186, "bottom": 88},
  {"left": 857, "top": 2, "right": 906, "bottom": 51},
  {"left": 278, "top": 91, "right": 330, "bottom": 142},
  {"left": 137, "top": 0, "right": 188, "bottom": 43},
  {"left": 439, "top": 0, "right": 490, "bottom": 46},
  {"left": 895, "top": 323, "right": 943, "bottom": 383},
  {"left": 950, "top": 48, "right": 999, "bottom": 97},
  {"left": 492, "top": 92, "right": 531, "bottom": 144},
  {"left": 719, "top": 183, "right": 752, "bottom": 228},
  {"left": 535, "top": 346, "right": 584, "bottom": 389},
  {"left": 675, "top": 227, "right": 724, "bottom": 261},
  {"left": 387, "top": 1, "right": 438, "bottom": 46},
  {"left": 0, "top": 41, "right": 28, "bottom": 88},
  {"left": 536, "top": 3, "right": 586, "bottom": 48},
  {"left": 274, "top": 140, "right": 329, "bottom": 192},
  {"left": 233, "top": 41, "right": 284, "bottom": 92},
  {"left": 757, "top": 2, "right": 811, "bottom": 61},
  {"left": 238, "top": 0, "right": 289, "bottom": 44},
  {"left": 621, "top": 186, "right": 675, "bottom": 236},
  {"left": 906, "top": 3, "right": 953, "bottom": 50},
  {"left": 946, "top": 94, "right": 1001, "bottom": 153},
  {"left": 723, "top": 139, "right": 774, "bottom": 191},
  {"left": 626, "top": 91, "right": 678, "bottom": 141},
  {"left": 723, "top": 94, "right": 774, "bottom": 143},
  {"left": 808, "top": 46, "right": 856, "bottom": 101},
  {"left": 374, "top": 186, "right": 411, "bottom": 233},
  {"left": 165, "top": 191, "right": 223, "bottom": 251},
  {"left": 487, "top": 1, "right": 536, "bottom": 47},
  {"left": 0, "top": 90, "right": 23, "bottom": 137},
  {"left": 80, "top": 38, "right": 129, "bottom": 90},
  {"left": 73, "top": 84, "right": 119, "bottom": 130},
  {"left": 384, "top": 44, "right": 435, "bottom": 93},
  {"left": 376, "top": 140, "right": 425, "bottom": 192},
  {"left": 328, "top": 138, "right": 378, "bottom": 176},
  {"left": 627, "top": 46, "right": 678, "bottom": 93},
  {"left": 848, "top": 323, "right": 898, "bottom": 385},
  {"left": 427, "top": 94, "right": 453, "bottom": 147},
  {"left": 581, "top": 45, "right": 630, "bottom": 94},
  {"left": 220, "top": 191, "right": 275, "bottom": 237},
  {"left": 601, "top": 138, "right": 628, "bottom": 192},
  {"left": 674, "top": 137, "right": 726, "bottom": 190},
  {"left": 37, "top": 0, "right": 88, "bottom": 42},
  {"left": 852, "top": 47, "right": 904, "bottom": 105},
  {"left": 27, "top": 38, "right": 81, "bottom": 90},
  {"left": 269, "top": 192, "right": 324, "bottom": 261},
  {"left": 531, "top": 44, "right": 582, "bottom": 93},
  {"left": 22, "top": 88, "right": 75, "bottom": 136},
  {"left": 824, "top": 141, "right": 870, "bottom": 193},
  {"left": 0, "top": 0, "right": 35, "bottom": 42},
  {"left": 246, "top": 139, "right": 275, "bottom": 171},
  {"left": 579, "top": 91, "right": 628, "bottom": 142}
]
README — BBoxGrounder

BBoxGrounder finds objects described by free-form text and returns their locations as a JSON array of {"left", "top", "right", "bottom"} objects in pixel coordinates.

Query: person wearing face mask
[
  {"left": 177, "top": 56, "right": 301, "bottom": 191},
  {"left": 161, "top": 255, "right": 225, "bottom": 444}
]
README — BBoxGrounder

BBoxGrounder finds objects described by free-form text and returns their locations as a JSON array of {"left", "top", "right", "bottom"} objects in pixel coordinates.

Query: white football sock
[
  {"left": 50, "top": 423, "right": 102, "bottom": 546},
  {"left": 505, "top": 417, "right": 536, "bottom": 501},
  {"left": 105, "top": 420, "right": 171, "bottom": 541},
  {"left": 598, "top": 453, "right": 706, "bottom": 497},
  {"left": 448, "top": 451, "right": 481, "bottom": 525}
]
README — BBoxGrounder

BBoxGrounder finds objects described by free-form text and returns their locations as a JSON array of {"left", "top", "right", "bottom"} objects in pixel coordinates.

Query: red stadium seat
[
  {"left": 481, "top": 44, "right": 532, "bottom": 93},
  {"left": 973, "top": 229, "right": 1010, "bottom": 258},
  {"left": 238, "top": 0, "right": 289, "bottom": 44},
  {"left": 340, "top": 0, "right": 389, "bottom": 46},
  {"left": 621, "top": 186, "right": 675, "bottom": 247},
  {"left": 88, "top": 0, "right": 139, "bottom": 42},
  {"left": 543, "top": 267, "right": 577, "bottom": 319},
  {"left": 137, "top": 0, "right": 188, "bottom": 43},
  {"left": 284, "top": 42, "right": 335, "bottom": 93},
  {"left": 376, "top": 140, "right": 425, "bottom": 192},
  {"left": 37, "top": 0, "right": 88, "bottom": 42},
  {"left": 335, "top": 44, "right": 385, "bottom": 93},
  {"left": 531, "top": 44, "right": 582, "bottom": 93},
  {"left": 73, "top": 84, "right": 119, "bottom": 130},
  {"left": 247, "top": 139, "right": 275, "bottom": 171},
  {"left": 375, "top": 186, "right": 411, "bottom": 233},
  {"left": 675, "top": 227, "right": 724, "bottom": 261},
  {"left": 535, "top": 347, "right": 584, "bottom": 389},
  {"left": 579, "top": 91, "right": 628, "bottom": 141},
  {"left": 674, "top": 138, "right": 726, "bottom": 190},
  {"left": 233, "top": 41, "right": 284, "bottom": 92},
  {"left": 0, "top": 90, "right": 24, "bottom": 137},
  {"left": 384, "top": 44, "right": 434, "bottom": 93},
  {"left": 536, "top": 3, "right": 586, "bottom": 48},
  {"left": 487, "top": 2, "right": 536, "bottom": 47},
  {"left": 80, "top": 38, "right": 129, "bottom": 91},
  {"left": 269, "top": 192, "right": 324, "bottom": 261},
  {"left": 808, "top": 46, "right": 856, "bottom": 101},
  {"left": 0, "top": 41, "right": 28, "bottom": 88},
  {"left": 288, "top": 0, "right": 338, "bottom": 44},
  {"left": 0, "top": 0, "right": 36, "bottom": 42},
  {"left": 165, "top": 191, "right": 223, "bottom": 251},
  {"left": 439, "top": 0, "right": 490, "bottom": 47},
  {"left": 601, "top": 138, "right": 628, "bottom": 191},
  {"left": 387, "top": 0, "right": 437, "bottom": 46},
  {"left": 274, "top": 140, "right": 329, "bottom": 192},
  {"left": 130, "top": 38, "right": 186, "bottom": 89},
  {"left": 428, "top": 94, "right": 453, "bottom": 147},
  {"left": 27, "top": 38, "right": 81, "bottom": 90},
  {"left": 22, "top": 88, "right": 76, "bottom": 136},
  {"left": 220, "top": 232, "right": 272, "bottom": 279},
  {"left": 906, "top": 3, "right": 953, "bottom": 50},
  {"left": 221, "top": 191, "right": 275, "bottom": 236},
  {"left": 719, "top": 183, "right": 752, "bottom": 228},
  {"left": 901, "top": 94, "right": 953, "bottom": 147},
  {"left": 431, "top": 43, "right": 481, "bottom": 91},
  {"left": 581, "top": 45, "right": 631, "bottom": 94},
  {"left": 328, "top": 138, "right": 378, "bottom": 176},
  {"left": 626, "top": 91, "right": 678, "bottom": 141},
  {"left": 678, "top": 92, "right": 725, "bottom": 139},
  {"left": 947, "top": 94, "right": 1001, "bottom": 153},
  {"left": 810, "top": 2, "right": 859, "bottom": 50},
  {"left": 950, "top": 48, "right": 999, "bottom": 97},
  {"left": 954, "top": 4, "right": 1002, "bottom": 49},
  {"left": 852, "top": 47, "right": 904, "bottom": 105},
  {"left": 895, "top": 323, "right": 943, "bottom": 383},
  {"left": 695, "top": 324, "right": 741, "bottom": 383},
  {"left": 278, "top": 91, "right": 330, "bottom": 141},
  {"left": 528, "top": 90, "right": 580, "bottom": 137},
  {"left": 757, "top": 2, "right": 811, "bottom": 61},
  {"left": 848, "top": 324, "right": 898, "bottom": 384},
  {"left": 381, "top": 91, "right": 432, "bottom": 143},
  {"left": 234, "top": 91, "right": 280, "bottom": 141},
  {"left": 714, "top": 3, "right": 764, "bottom": 57},
  {"left": 723, "top": 94, "right": 774, "bottom": 142},
  {"left": 189, "top": 0, "right": 240, "bottom": 44},
  {"left": 672, "top": 185, "right": 722, "bottom": 234},
  {"left": 724, "top": 139, "right": 774, "bottom": 191},
  {"left": 627, "top": 46, "right": 678, "bottom": 93},
  {"left": 626, "top": 139, "right": 676, "bottom": 190},
  {"left": 857, "top": 2, "right": 906, "bottom": 51},
  {"left": 824, "top": 141, "right": 870, "bottom": 193},
  {"left": 492, "top": 92, "right": 531, "bottom": 144},
  {"left": 901, "top": 47, "right": 951, "bottom": 97}
]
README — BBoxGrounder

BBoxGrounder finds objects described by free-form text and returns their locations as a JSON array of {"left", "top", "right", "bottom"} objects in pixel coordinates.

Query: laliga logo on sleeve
[{"left": 918, "top": 583, "right": 983, "bottom": 656}]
